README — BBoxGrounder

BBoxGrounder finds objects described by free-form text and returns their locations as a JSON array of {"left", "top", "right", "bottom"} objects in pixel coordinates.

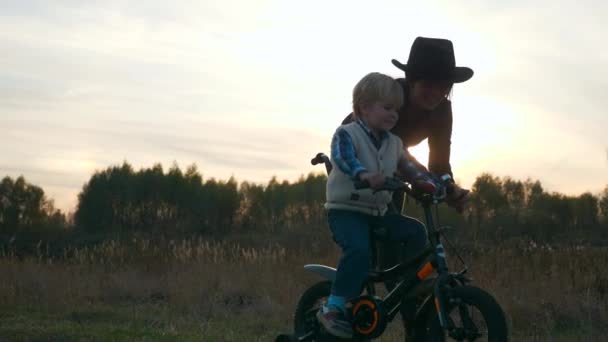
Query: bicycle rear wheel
[
  {"left": 294, "top": 281, "right": 331, "bottom": 341},
  {"left": 293, "top": 281, "right": 375, "bottom": 342}
]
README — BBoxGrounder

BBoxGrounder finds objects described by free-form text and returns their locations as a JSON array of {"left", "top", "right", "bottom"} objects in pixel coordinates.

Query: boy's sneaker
[{"left": 316, "top": 306, "right": 352, "bottom": 339}]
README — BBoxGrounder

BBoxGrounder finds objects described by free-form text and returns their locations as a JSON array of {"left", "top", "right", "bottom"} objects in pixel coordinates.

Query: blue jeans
[{"left": 328, "top": 209, "right": 427, "bottom": 300}]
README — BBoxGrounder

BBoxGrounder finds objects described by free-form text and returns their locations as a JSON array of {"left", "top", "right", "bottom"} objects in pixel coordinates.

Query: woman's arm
[
  {"left": 403, "top": 149, "right": 429, "bottom": 173},
  {"left": 428, "top": 101, "right": 453, "bottom": 177},
  {"left": 397, "top": 153, "right": 427, "bottom": 182}
]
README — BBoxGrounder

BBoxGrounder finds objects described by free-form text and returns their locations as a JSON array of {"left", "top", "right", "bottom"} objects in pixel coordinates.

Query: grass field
[{"left": 1, "top": 236, "right": 607, "bottom": 341}]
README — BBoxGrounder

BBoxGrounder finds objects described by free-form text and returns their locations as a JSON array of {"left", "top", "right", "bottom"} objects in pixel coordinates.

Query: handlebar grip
[
  {"left": 311, "top": 152, "right": 329, "bottom": 166},
  {"left": 445, "top": 182, "right": 455, "bottom": 195}
]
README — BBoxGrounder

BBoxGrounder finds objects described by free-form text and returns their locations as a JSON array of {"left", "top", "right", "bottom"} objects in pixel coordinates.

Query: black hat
[{"left": 391, "top": 37, "right": 473, "bottom": 83}]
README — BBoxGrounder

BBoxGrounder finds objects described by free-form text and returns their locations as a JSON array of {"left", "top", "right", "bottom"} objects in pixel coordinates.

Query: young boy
[{"left": 318, "top": 72, "right": 436, "bottom": 338}]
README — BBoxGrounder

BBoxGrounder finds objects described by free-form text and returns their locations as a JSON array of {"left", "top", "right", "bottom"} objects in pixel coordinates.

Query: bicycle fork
[{"left": 431, "top": 242, "right": 455, "bottom": 332}]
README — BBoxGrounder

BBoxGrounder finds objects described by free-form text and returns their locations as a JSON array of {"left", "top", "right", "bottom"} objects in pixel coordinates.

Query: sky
[{"left": 1, "top": 0, "right": 608, "bottom": 213}]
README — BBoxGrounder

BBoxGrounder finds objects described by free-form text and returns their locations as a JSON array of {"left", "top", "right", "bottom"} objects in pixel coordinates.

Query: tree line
[
  {"left": 466, "top": 173, "right": 608, "bottom": 242},
  {"left": 2, "top": 162, "right": 608, "bottom": 253}
]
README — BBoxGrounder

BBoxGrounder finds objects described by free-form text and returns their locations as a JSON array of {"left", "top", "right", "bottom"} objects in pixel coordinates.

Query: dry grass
[{"left": 0, "top": 236, "right": 606, "bottom": 340}]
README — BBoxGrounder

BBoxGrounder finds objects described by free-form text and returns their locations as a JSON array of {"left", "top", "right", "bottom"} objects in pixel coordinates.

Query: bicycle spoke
[
  {"left": 446, "top": 303, "right": 487, "bottom": 341},
  {"left": 458, "top": 304, "right": 481, "bottom": 341}
]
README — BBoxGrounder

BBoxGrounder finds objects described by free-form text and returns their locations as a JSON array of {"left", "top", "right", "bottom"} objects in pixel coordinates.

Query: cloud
[
  {"left": 2, "top": 0, "right": 608, "bottom": 211},
  {"left": 1, "top": 110, "right": 328, "bottom": 211}
]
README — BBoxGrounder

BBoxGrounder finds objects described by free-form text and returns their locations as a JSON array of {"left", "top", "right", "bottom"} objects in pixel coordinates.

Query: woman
[{"left": 344, "top": 36, "right": 472, "bottom": 212}]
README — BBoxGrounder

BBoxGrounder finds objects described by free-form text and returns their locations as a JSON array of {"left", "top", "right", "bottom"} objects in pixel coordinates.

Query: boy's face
[{"left": 361, "top": 101, "right": 399, "bottom": 132}]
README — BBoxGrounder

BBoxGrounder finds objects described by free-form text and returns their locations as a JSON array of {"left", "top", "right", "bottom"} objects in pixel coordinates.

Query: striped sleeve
[{"left": 330, "top": 128, "right": 367, "bottom": 179}]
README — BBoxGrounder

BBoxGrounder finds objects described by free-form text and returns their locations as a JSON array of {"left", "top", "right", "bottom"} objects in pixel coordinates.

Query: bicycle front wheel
[{"left": 426, "top": 285, "right": 508, "bottom": 342}]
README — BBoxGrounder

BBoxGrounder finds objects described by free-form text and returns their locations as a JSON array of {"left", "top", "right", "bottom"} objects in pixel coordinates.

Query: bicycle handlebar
[
  {"left": 310, "top": 153, "right": 328, "bottom": 166},
  {"left": 355, "top": 176, "right": 449, "bottom": 203},
  {"left": 354, "top": 178, "right": 406, "bottom": 191},
  {"left": 311, "top": 152, "right": 332, "bottom": 174},
  {"left": 311, "top": 152, "right": 450, "bottom": 204}
]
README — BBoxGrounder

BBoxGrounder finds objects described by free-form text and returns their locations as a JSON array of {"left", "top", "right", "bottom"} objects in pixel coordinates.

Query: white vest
[{"left": 325, "top": 122, "right": 404, "bottom": 216}]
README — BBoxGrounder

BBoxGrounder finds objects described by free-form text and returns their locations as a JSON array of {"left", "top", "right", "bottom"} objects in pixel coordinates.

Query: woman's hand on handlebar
[
  {"left": 358, "top": 172, "right": 386, "bottom": 190},
  {"left": 411, "top": 173, "right": 452, "bottom": 201},
  {"left": 446, "top": 184, "right": 470, "bottom": 213}
]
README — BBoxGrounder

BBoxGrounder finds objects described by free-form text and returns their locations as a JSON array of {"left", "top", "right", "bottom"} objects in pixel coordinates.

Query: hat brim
[{"left": 391, "top": 59, "right": 474, "bottom": 83}]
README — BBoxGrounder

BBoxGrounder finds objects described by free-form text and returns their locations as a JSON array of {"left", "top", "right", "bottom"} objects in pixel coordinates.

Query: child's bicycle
[{"left": 276, "top": 153, "right": 508, "bottom": 342}]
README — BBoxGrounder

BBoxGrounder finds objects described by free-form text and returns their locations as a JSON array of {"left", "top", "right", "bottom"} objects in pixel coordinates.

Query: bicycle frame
[
  {"left": 357, "top": 190, "right": 469, "bottom": 333},
  {"left": 307, "top": 152, "right": 470, "bottom": 335}
]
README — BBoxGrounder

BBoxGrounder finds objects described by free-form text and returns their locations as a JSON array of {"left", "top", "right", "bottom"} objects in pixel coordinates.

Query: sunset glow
[{"left": 2, "top": 1, "right": 608, "bottom": 212}]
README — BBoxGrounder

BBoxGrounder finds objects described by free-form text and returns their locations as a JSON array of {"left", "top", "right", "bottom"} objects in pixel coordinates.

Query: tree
[
  {"left": 0, "top": 176, "right": 63, "bottom": 233},
  {"left": 74, "top": 162, "right": 242, "bottom": 235},
  {"left": 75, "top": 163, "right": 133, "bottom": 233},
  {"left": 572, "top": 192, "right": 598, "bottom": 229},
  {"left": 0, "top": 175, "right": 67, "bottom": 255},
  {"left": 599, "top": 185, "right": 608, "bottom": 223},
  {"left": 470, "top": 173, "right": 507, "bottom": 239},
  {"left": 502, "top": 177, "right": 524, "bottom": 221}
]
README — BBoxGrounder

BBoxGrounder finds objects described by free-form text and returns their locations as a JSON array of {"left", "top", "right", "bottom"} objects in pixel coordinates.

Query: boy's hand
[{"left": 358, "top": 172, "right": 386, "bottom": 190}]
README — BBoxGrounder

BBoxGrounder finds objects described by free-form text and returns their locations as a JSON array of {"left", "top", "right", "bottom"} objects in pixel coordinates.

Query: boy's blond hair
[{"left": 352, "top": 72, "right": 404, "bottom": 118}]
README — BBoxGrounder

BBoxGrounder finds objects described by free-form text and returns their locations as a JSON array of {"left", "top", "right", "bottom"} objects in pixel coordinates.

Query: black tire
[
  {"left": 294, "top": 281, "right": 372, "bottom": 342},
  {"left": 426, "top": 286, "right": 508, "bottom": 342},
  {"left": 294, "top": 281, "right": 331, "bottom": 340}
]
